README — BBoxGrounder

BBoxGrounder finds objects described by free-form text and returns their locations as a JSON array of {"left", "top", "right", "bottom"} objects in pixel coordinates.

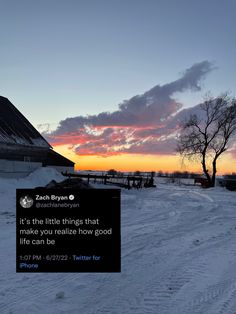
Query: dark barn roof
[
  {"left": 0, "top": 96, "right": 51, "bottom": 148},
  {"left": 43, "top": 150, "right": 75, "bottom": 167}
]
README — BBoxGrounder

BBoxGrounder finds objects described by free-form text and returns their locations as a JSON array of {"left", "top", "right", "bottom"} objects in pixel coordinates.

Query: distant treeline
[
  {"left": 223, "top": 173, "right": 236, "bottom": 179},
  {"left": 106, "top": 169, "right": 203, "bottom": 179},
  {"left": 83, "top": 169, "right": 236, "bottom": 180}
]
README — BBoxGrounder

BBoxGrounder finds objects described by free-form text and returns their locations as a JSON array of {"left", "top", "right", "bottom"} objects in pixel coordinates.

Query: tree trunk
[
  {"left": 211, "top": 157, "right": 217, "bottom": 187},
  {"left": 201, "top": 151, "right": 212, "bottom": 186}
]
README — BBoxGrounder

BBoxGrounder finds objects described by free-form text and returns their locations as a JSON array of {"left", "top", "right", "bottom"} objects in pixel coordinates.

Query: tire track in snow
[
  {"left": 88, "top": 244, "right": 210, "bottom": 314},
  {"left": 101, "top": 188, "right": 236, "bottom": 314},
  {"left": 141, "top": 259, "right": 210, "bottom": 314},
  {"left": 190, "top": 225, "right": 236, "bottom": 250},
  {"left": 216, "top": 283, "right": 236, "bottom": 314},
  {"left": 184, "top": 281, "right": 236, "bottom": 314},
  {"left": 0, "top": 273, "right": 78, "bottom": 314}
]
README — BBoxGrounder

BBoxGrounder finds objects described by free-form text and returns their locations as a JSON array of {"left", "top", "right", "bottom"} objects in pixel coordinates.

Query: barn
[{"left": 0, "top": 96, "right": 74, "bottom": 177}]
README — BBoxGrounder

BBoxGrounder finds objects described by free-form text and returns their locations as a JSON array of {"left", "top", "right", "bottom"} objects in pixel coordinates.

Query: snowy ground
[{"left": 1, "top": 170, "right": 236, "bottom": 313}]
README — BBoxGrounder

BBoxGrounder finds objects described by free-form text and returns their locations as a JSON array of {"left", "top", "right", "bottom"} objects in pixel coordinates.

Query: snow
[
  {"left": 0, "top": 168, "right": 64, "bottom": 214},
  {"left": 1, "top": 172, "right": 236, "bottom": 313}
]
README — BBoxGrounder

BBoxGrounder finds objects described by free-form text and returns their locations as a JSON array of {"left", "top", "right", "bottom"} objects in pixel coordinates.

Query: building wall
[
  {"left": 46, "top": 165, "right": 74, "bottom": 174},
  {"left": 0, "top": 159, "right": 42, "bottom": 178},
  {"left": 0, "top": 143, "right": 49, "bottom": 162},
  {"left": 0, "top": 159, "right": 74, "bottom": 178}
]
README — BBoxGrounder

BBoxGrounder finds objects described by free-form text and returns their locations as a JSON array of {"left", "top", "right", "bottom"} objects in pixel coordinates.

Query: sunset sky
[{"left": 1, "top": 0, "right": 236, "bottom": 173}]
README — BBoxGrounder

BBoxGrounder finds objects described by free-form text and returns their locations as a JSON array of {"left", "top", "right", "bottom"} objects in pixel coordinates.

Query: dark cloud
[{"left": 45, "top": 61, "right": 215, "bottom": 156}]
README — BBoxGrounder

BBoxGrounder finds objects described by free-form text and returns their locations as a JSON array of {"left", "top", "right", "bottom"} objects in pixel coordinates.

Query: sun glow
[{"left": 53, "top": 144, "right": 236, "bottom": 174}]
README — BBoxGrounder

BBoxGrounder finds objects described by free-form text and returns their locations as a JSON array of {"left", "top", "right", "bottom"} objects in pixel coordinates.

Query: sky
[{"left": 0, "top": 0, "right": 236, "bottom": 172}]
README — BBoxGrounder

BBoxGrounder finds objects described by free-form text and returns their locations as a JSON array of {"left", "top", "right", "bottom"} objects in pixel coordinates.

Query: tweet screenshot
[{"left": 16, "top": 189, "right": 121, "bottom": 273}]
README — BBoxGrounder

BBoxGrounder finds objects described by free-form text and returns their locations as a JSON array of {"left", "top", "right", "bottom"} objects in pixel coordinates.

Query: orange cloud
[{"left": 43, "top": 61, "right": 236, "bottom": 174}]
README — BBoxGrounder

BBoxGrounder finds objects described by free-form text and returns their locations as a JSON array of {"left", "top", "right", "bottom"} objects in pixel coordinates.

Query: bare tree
[
  {"left": 107, "top": 169, "right": 117, "bottom": 176},
  {"left": 177, "top": 93, "right": 236, "bottom": 187}
]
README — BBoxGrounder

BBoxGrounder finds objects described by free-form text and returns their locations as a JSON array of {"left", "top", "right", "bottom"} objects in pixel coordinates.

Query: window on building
[{"left": 24, "top": 156, "right": 31, "bottom": 162}]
